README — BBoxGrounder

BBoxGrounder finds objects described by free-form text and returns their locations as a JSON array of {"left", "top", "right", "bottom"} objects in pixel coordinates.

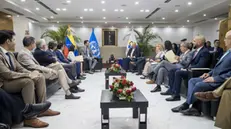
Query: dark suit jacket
[
  {"left": 55, "top": 50, "right": 70, "bottom": 64},
  {"left": 33, "top": 48, "right": 56, "bottom": 66},
  {"left": 190, "top": 47, "right": 210, "bottom": 68},
  {"left": 209, "top": 51, "right": 231, "bottom": 84},
  {"left": 211, "top": 47, "right": 224, "bottom": 59},
  {"left": 127, "top": 47, "right": 140, "bottom": 58}
]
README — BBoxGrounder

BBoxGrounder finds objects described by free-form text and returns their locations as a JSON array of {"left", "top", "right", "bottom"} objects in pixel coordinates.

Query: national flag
[
  {"left": 64, "top": 25, "right": 78, "bottom": 57},
  {"left": 89, "top": 28, "right": 101, "bottom": 58},
  {"left": 126, "top": 29, "right": 137, "bottom": 55}
]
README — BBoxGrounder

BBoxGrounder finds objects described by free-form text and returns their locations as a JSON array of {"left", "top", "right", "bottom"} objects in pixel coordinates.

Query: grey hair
[
  {"left": 180, "top": 42, "right": 191, "bottom": 49},
  {"left": 36, "top": 39, "right": 46, "bottom": 48},
  {"left": 195, "top": 35, "right": 206, "bottom": 43}
]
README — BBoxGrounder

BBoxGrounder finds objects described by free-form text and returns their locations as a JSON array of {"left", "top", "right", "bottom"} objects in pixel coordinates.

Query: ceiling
[{"left": 0, "top": 0, "right": 230, "bottom": 27}]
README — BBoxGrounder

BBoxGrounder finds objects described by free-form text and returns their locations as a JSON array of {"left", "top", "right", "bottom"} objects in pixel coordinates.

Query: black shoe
[
  {"left": 69, "top": 80, "right": 80, "bottom": 87},
  {"left": 166, "top": 95, "right": 181, "bottom": 101},
  {"left": 78, "top": 76, "right": 86, "bottom": 80},
  {"left": 70, "top": 88, "right": 78, "bottom": 93},
  {"left": 171, "top": 103, "right": 189, "bottom": 113},
  {"left": 140, "top": 76, "right": 146, "bottom": 79},
  {"left": 160, "top": 90, "right": 172, "bottom": 96},
  {"left": 89, "top": 71, "right": 94, "bottom": 74},
  {"left": 23, "top": 101, "right": 51, "bottom": 119},
  {"left": 65, "top": 94, "right": 80, "bottom": 99},
  {"left": 76, "top": 87, "right": 85, "bottom": 92},
  {"left": 81, "top": 73, "right": 86, "bottom": 76},
  {"left": 181, "top": 107, "right": 201, "bottom": 116},
  {"left": 150, "top": 85, "right": 161, "bottom": 93},
  {"left": 136, "top": 73, "right": 142, "bottom": 76}
]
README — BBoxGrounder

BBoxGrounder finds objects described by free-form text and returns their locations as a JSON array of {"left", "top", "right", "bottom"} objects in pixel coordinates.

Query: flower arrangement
[
  {"left": 109, "top": 76, "right": 137, "bottom": 102},
  {"left": 108, "top": 63, "right": 122, "bottom": 73}
]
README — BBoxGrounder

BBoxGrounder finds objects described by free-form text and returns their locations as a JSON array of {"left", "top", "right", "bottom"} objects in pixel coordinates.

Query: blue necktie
[{"left": 6, "top": 52, "right": 14, "bottom": 71}]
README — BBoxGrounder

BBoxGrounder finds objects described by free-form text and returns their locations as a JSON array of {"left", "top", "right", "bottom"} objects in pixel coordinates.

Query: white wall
[
  {"left": 193, "top": 20, "right": 220, "bottom": 44},
  {"left": 29, "top": 23, "right": 42, "bottom": 41}
]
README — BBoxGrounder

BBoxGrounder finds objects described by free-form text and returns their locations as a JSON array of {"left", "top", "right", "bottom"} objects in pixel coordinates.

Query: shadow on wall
[{"left": 100, "top": 46, "right": 126, "bottom": 63}]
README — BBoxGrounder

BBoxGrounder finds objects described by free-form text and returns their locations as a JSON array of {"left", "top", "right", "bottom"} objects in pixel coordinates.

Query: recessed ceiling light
[
  {"left": 56, "top": 8, "right": 61, "bottom": 11},
  {"left": 129, "top": 22, "right": 131, "bottom": 24},
  {"left": 80, "top": 17, "right": 83, "bottom": 19},
  {"left": 32, "top": 21, "right": 35, "bottom": 23},
  {"left": 175, "top": 9, "right": 179, "bottom": 12},
  {"left": 50, "top": 16, "right": 54, "bottom": 19},
  {"left": 101, "top": 1, "right": 105, "bottom": 4},
  {"left": 21, "top": 0, "right": 26, "bottom": 2},
  {"left": 126, "top": 17, "right": 128, "bottom": 19},
  {"left": 81, "top": 21, "right": 84, "bottom": 24},
  {"left": 135, "top": 2, "right": 139, "bottom": 5},
  {"left": 6, "top": 15, "right": 11, "bottom": 18},
  {"left": 66, "top": 0, "right": 71, "bottom": 3},
  {"left": 182, "top": 26, "right": 185, "bottom": 28},
  {"left": 215, "top": 18, "right": 218, "bottom": 20},
  {"left": 105, "top": 22, "right": 107, "bottom": 24},
  {"left": 162, "top": 17, "right": 165, "bottom": 20},
  {"left": 120, "top": 9, "right": 124, "bottom": 12},
  {"left": 42, "top": 17, "right": 48, "bottom": 20},
  {"left": 203, "top": 14, "right": 206, "bottom": 17},
  {"left": 187, "top": 20, "right": 190, "bottom": 22},
  {"left": 140, "top": 10, "right": 144, "bottom": 12},
  {"left": 36, "top": 7, "right": 40, "bottom": 11},
  {"left": 57, "top": 21, "right": 59, "bottom": 23},
  {"left": 62, "top": 8, "right": 67, "bottom": 11},
  {"left": 89, "top": 8, "right": 93, "bottom": 11},
  {"left": 102, "top": 9, "right": 106, "bottom": 11},
  {"left": 152, "top": 22, "right": 154, "bottom": 24},
  {"left": 114, "top": 9, "right": 119, "bottom": 12},
  {"left": 188, "top": 2, "right": 192, "bottom": 6},
  {"left": 145, "top": 10, "right": 150, "bottom": 12},
  {"left": 103, "top": 17, "right": 106, "bottom": 19},
  {"left": 84, "top": 9, "right": 88, "bottom": 11},
  {"left": 17, "top": 15, "right": 19, "bottom": 17}
]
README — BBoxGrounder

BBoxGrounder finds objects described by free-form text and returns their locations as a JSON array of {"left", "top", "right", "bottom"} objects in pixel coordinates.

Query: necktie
[
  {"left": 193, "top": 50, "right": 198, "bottom": 59},
  {"left": 6, "top": 52, "right": 14, "bottom": 71}
]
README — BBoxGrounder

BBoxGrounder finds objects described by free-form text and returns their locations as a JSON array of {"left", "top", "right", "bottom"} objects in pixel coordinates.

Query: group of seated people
[
  {"left": 0, "top": 30, "right": 98, "bottom": 128},
  {"left": 123, "top": 31, "right": 231, "bottom": 129}
]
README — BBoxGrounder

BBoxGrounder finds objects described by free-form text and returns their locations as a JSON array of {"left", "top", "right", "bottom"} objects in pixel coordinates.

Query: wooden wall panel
[{"left": 0, "top": 11, "right": 13, "bottom": 30}]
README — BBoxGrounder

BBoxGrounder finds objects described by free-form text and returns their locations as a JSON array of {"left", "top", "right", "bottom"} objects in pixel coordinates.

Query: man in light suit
[
  {"left": 83, "top": 40, "right": 97, "bottom": 74},
  {"left": 150, "top": 42, "right": 193, "bottom": 92},
  {"left": 0, "top": 30, "right": 60, "bottom": 128},
  {"left": 17, "top": 37, "right": 81, "bottom": 99},
  {"left": 171, "top": 31, "right": 231, "bottom": 116}
]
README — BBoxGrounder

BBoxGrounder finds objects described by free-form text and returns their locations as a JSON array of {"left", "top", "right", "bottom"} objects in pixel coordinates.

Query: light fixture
[
  {"left": 105, "top": 22, "right": 107, "bottom": 24},
  {"left": 62, "top": 8, "right": 67, "bottom": 11},
  {"left": 102, "top": 9, "right": 106, "bottom": 11},
  {"left": 6, "top": 15, "right": 11, "bottom": 18},
  {"left": 84, "top": 9, "right": 88, "bottom": 11},
  {"left": 145, "top": 10, "right": 150, "bottom": 12},
  {"left": 57, "top": 21, "right": 60, "bottom": 23},
  {"left": 187, "top": 20, "right": 190, "bottom": 22},
  {"left": 103, "top": 17, "right": 106, "bottom": 19},
  {"left": 140, "top": 10, "right": 144, "bottom": 12},
  {"left": 42, "top": 17, "right": 48, "bottom": 20},
  {"left": 80, "top": 17, "right": 83, "bottom": 19},
  {"left": 36, "top": 7, "right": 40, "bottom": 11},
  {"left": 114, "top": 9, "right": 118, "bottom": 12},
  {"left": 126, "top": 17, "right": 128, "bottom": 19},
  {"left": 128, "top": 22, "right": 131, "bottom": 24},
  {"left": 101, "top": 1, "right": 105, "bottom": 4},
  {"left": 17, "top": 15, "right": 19, "bottom": 17},
  {"left": 162, "top": 17, "right": 165, "bottom": 20},
  {"left": 56, "top": 8, "right": 61, "bottom": 11},
  {"left": 89, "top": 8, "right": 93, "bottom": 11},
  {"left": 50, "top": 16, "right": 54, "bottom": 19},
  {"left": 32, "top": 21, "right": 35, "bottom": 23},
  {"left": 135, "top": 1, "right": 139, "bottom": 5},
  {"left": 21, "top": 0, "right": 26, "bottom": 2},
  {"left": 120, "top": 9, "right": 124, "bottom": 12},
  {"left": 152, "top": 22, "right": 154, "bottom": 24},
  {"left": 203, "top": 14, "right": 206, "bottom": 17},
  {"left": 182, "top": 26, "right": 185, "bottom": 28},
  {"left": 81, "top": 21, "right": 84, "bottom": 24},
  {"left": 188, "top": 2, "right": 192, "bottom": 6},
  {"left": 175, "top": 9, "right": 179, "bottom": 12},
  {"left": 215, "top": 18, "right": 218, "bottom": 20},
  {"left": 66, "top": 0, "right": 71, "bottom": 3}
]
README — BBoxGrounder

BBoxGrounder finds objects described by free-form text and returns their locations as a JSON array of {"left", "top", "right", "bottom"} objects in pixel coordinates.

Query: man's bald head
[{"left": 224, "top": 30, "right": 231, "bottom": 49}]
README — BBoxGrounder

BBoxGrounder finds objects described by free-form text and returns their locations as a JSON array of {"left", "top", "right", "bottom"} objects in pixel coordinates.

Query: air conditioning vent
[
  {"left": 194, "top": 19, "right": 208, "bottom": 24},
  {"left": 34, "top": 0, "right": 57, "bottom": 15},
  {"left": 146, "top": 8, "right": 161, "bottom": 19},
  {"left": 164, "top": 0, "right": 171, "bottom": 3},
  {"left": 26, "top": 17, "right": 39, "bottom": 22},
  {"left": 4, "top": 8, "right": 23, "bottom": 15}
]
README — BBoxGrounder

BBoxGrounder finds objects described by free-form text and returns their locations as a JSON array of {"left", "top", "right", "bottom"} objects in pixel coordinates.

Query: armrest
[
  {"left": 187, "top": 68, "right": 211, "bottom": 78},
  {"left": 190, "top": 68, "right": 211, "bottom": 71}
]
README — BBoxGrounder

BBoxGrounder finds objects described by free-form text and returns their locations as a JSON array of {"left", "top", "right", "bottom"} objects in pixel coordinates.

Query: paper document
[
  {"left": 75, "top": 56, "right": 84, "bottom": 62},
  {"left": 165, "top": 50, "right": 178, "bottom": 63},
  {"left": 151, "top": 62, "right": 158, "bottom": 65}
]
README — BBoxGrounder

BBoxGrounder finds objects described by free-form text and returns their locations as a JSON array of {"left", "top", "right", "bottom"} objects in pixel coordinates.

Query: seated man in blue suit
[
  {"left": 163, "top": 35, "right": 210, "bottom": 101},
  {"left": 171, "top": 31, "right": 231, "bottom": 116},
  {"left": 123, "top": 42, "right": 140, "bottom": 72}
]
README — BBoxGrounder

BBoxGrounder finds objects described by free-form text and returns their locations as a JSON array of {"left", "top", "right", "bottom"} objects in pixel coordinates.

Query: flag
[
  {"left": 126, "top": 29, "right": 137, "bottom": 55},
  {"left": 64, "top": 25, "right": 78, "bottom": 57},
  {"left": 89, "top": 28, "right": 101, "bottom": 58}
]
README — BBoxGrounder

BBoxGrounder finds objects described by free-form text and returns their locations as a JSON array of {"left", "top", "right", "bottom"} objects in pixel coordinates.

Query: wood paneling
[{"left": 0, "top": 11, "right": 13, "bottom": 30}]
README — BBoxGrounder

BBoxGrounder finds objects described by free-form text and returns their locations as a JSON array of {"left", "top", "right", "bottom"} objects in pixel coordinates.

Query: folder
[
  {"left": 74, "top": 55, "right": 84, "bottom": 62},
  {"left": 164, "top": 50, "right": 178, "bottom": 63}
]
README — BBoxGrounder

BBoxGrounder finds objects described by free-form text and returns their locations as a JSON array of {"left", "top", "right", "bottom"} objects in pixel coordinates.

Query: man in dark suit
[
  {"left": 123, "top": 43, "right": 140, "bottom": 72},
  {"left": 163, "top": 35, "right": 210, "bottom": 101},
  {"left": 83, "top": 40, "right": 97, "bottom": 74},
  {"left": 210, "top": 39, "right": 224, "bottom": 59},
  {"left": 172, "top": 31, "right": 231, "bottom": 116}
]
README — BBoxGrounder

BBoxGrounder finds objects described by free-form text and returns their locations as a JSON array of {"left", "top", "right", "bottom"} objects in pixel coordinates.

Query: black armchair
[{"left": 83, "top": 58, "right": 103, "bottom": 72}]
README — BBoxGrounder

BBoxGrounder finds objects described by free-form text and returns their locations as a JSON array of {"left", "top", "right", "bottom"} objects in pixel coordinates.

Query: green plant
[{"left": 41, "top": 25, "right": 81, "bottom": 44}]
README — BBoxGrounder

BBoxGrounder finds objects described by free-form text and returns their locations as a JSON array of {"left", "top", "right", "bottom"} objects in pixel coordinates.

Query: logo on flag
[
  {"left": 89, "top": 28, "right": 101, "bottom": 58},
  {"left": 126, "top": 29, "right": 137, "bottom": 55}
]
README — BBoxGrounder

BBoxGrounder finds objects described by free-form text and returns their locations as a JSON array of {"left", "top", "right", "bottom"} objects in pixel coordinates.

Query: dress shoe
[
  {"left": 78, "top": 76, "right": 86, "bottom": 80},
  {"left": 89, "top": 71, "right": 94, "bottom": 74},
  {"left": 181, "top": 107, "right": 201, "bottom": 116},
  {"left": 136, "top": 73, "right": 142, "bottom": 76},
  {"left": 150, "top": 85, "right": 161, "bottom": 93},
  {"left": 81, "top": 73, "right": 86, "bottom": 76},
  {"left": 166, "top": 95, "right": 181, "bottom": 101},
  {"left": 140, "top": 76, "right": 146, "bottom": 79},
  {"left": 70, "top": 88, "right": 78, "bottom": 93},
  {"left": 194, "top": 91, "right": 217, "bottom": 101},
  {"left": 24, "top": 118, "right": 49, "bottom": 128},
  {"left": 23, "top": 101, "right": 51, "bottom": 119},
  {"left": 146, "top": 80, "right": 155, "bottom": 84},
  {"left": 171, "top": 103, "right": 189, "bottom": 113},
  {"left": 69, "top": 80, "right": 80, "bottom": 87},
  {"left": 38, "top": 109, "right": 60, "bottom": 117},
  {"left": 76, "top": 87, "right": 85, "bottom": 92},
  {"left": 160, "top": 90, "right": 172, "bottom": 96},
  {"left": 65, "top": 93, "right": 81, "bottom": 99}
]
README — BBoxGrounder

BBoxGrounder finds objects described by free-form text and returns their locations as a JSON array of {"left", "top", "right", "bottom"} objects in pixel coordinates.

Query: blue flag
[{"left": 89, "top": 28, "right": 101, "bottom": 58}]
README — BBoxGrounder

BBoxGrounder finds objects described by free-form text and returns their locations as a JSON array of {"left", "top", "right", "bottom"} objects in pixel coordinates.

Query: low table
[
  {"left": 104, "top": 70, "right": 127, "bottom": 89},
  {"left": 100, "top": 90, "right": 149, "bottom": 129}
]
